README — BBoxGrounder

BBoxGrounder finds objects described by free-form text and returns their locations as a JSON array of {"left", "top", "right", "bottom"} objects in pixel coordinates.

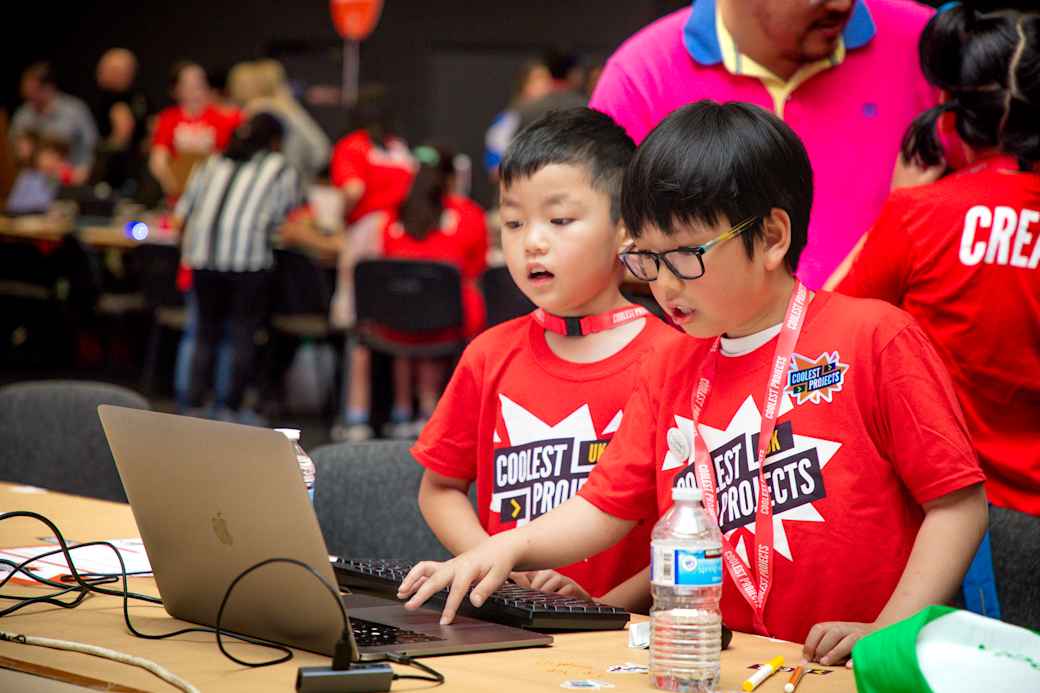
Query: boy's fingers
[
  {"left": 398, "top": 561, "right": 437, "bottom": 597},
  {"left": 802, "top": 622, "right": 827, "bottom": 662},
  {"left": 820, "top": 633, "right": 859, "bottom": 666},
  {"left": 404, "top": 565, "right": 453, "bottom": 610},
  {"left": 813, "top": 627, "right": 848, "bottom": 664},
  {"left": 508, "top": 571, "right": 532, "bottom": 588},
  {"left": 440, "top": 567, "right": 478, "bottom": 624},
  {"left": 528, "top": 570, "right": 554, "bottom": 591},
  {"left": 471, "top": 563, "right": 510, "bottom": 610}
]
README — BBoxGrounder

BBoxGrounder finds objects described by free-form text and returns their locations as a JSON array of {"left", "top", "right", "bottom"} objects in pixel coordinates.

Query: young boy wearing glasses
[
  {"left": 410, "top": 108, "right": 683, "bottom": 608},
  {"left": 399, "top": 101, "right": 987, "bottom": 666}
]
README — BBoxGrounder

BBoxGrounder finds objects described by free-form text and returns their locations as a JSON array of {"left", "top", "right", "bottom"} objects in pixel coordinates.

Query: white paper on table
[{"left": 0, "top": 538, "right": 152, "bottom": 581}]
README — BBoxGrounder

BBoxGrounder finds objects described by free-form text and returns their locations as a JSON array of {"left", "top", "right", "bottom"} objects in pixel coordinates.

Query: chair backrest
[
  {"left": 128, "top": 244, "right": 184, "bottom": 310},
  {"left": 271, "top": 248, "right": 332, "bottom": 316},
  {"left": 479, "top": 265, "right": 533, "bottom": 327},
  {"left": 0, "top": 381, "right": 149, "bottom": 502},
  {"left": 310, "top": 440, "right": 451, "bottom": 562},
  {"left": 989, "top": 504, "right": 1040, "bottom": 630},
  {"left": 354, "top": 259, "right": 462, "bottom": 332}
]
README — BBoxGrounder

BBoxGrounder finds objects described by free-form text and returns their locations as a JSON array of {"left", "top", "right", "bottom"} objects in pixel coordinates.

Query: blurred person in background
[
  {"left": 10, "top": 63, "right": 98, "bottom": 185},
  {"left": 228, "top": 59, "right": 330, "bottom": 182},
  {"left": 355, "top": 144, "right": 487, "bottom": 439},
  {"left": 149, "top": 61, "right": 242, "bottom": 199},
  {"left": 173, "top": 113, "right": 302, "bottom": 423},
  {"left": 514, "top": 49, "right": 586, "bottom": 134},
  {"left": 327, "top": 87, "right": 416, "bottom": 440},
  {"left": 89, "top": 48, "right": 151, "bottom": 193},
  {"left": 484, "top": 60, "right": 552, "bottom": 179}
]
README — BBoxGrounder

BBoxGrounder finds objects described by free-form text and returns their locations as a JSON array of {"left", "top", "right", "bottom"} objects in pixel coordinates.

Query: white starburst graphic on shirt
[
  {"left": 661, "top": 394, "right": 840, "bottom": 562},
  {"left": 491, "top": 395, "right": 598, "bottom": 524}
]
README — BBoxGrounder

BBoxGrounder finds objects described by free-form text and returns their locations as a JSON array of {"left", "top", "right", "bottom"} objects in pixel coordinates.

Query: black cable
[
  {"left": 214, "top": 557, "right": 348, "bottom": 668},
  {"left": 386, "top": 652, "right": 445, "bottom": 685},
  {"left": 0, "top": 512, "right": 445, "bottom": 685},
  {"left": 0, "top": 511, "right": 292, "bottom": 660}
]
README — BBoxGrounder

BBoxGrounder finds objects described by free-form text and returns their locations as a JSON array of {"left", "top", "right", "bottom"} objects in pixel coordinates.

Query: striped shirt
[{"left": 176, "top": 151, "right": 301, "bottom": 272}]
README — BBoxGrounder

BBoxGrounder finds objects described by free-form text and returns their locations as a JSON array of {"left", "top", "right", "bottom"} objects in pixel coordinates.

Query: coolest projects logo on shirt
[
  {"left": 490, "top": 395, "right": 621, "bottom": 525},
  {"left": 786, "top": 351, "right": 849, "bottom": 406},
  {"left": 665, "top": 395, "right": 841, "bottom": 563}
]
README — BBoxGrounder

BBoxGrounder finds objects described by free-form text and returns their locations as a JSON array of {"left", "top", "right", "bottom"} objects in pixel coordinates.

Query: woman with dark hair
[
  {"left": 333, "top": 145, "right": 487, "bottom": 441},
  {"left": 837, "top": 1, "right": 1040, "bottom": 517},
  {"left": 173, "top": 112, "right": 302, "bottom": 421}
]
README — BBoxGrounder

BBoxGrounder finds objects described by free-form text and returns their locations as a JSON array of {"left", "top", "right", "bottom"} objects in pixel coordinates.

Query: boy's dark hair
[
  {"left": 902, "top": 2, "right": 1040, "bottom": 171},
  {"left": 401, "top": 144, "right": 455, "bottom": 241},
  {"left": 499, "top": 107, "right": 635, "bottom": 223},
  {"left": 622, "top": 100, "right": 812, "bottom": 273}
]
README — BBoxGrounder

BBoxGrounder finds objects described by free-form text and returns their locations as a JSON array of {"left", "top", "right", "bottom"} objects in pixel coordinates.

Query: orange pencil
[{"left": 784, "top": 665, "right": 806, "bottom": 693}]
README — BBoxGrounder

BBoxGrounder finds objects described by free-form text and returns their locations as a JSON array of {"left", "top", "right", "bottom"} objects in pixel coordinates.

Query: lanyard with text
[
  {"left": 690, "top": 281, "right": 810, "bottom": 636},
  {"left": 532, "top": 304, "right": 650, "bottom": 337}
]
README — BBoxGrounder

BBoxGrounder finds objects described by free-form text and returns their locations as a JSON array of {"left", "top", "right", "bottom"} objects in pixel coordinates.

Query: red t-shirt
[
  {"left": 412, "top": 313, "right": 684, "bottom": 598},
  {"left": 381, "top": 194, "right": 489, "bottom": 339},
  {"left": 579, "top": 292, "right": 983, "bottom": 641},
  {"left": 152, "top": 105, "right": 242, "bottom": 157},
  {"left": 331, "top": 130, "right": 416, "bottom": 224},
  {"left": 838, "top": 154, "right": 1040, "bottom": 516}
]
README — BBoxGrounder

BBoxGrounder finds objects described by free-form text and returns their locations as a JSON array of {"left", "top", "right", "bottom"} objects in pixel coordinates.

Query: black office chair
[
  {"left": 0, "top": 380, "right": 149, "bottom": 502},
  {"left": 353, "top": 258, "right": 465, "bottom": 357},
  {"left": 479, "top": 265, "right": 534, "bottom": 327},
  {"left": 0, "top": 240, "right": 78, "bottom": 367},
  {"left": 128, "top": 244, "right": 186, "bottom": 396},
  {"left": 263, "top": 249, "right": 339, "bottom": 416},
  {"left": 310, "top": 440, "right": 452, "bottom": 561},
  {"left": 989, "top": 504, "right": 1040, "bottom": 630}
]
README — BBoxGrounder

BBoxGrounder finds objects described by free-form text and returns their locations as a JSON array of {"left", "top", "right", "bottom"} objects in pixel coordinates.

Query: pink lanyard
[
  {"left": 532, "top": 305, "right": 650, "bottom": 337},
  {"left": 689, "top": 281, "right": 809, "bottom": 635}
]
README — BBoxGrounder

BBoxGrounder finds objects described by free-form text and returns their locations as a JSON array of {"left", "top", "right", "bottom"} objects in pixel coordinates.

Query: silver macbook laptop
[{"left": 97, "top": 405, "right": 551, "bottom": 659}]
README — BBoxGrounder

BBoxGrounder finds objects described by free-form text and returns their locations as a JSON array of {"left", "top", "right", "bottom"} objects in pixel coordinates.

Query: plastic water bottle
[
  {"left": 276, "top": 428, "right": 316, "bottom": 502},
  {"left": 650, "top": 485, "right": 724, "bottom": 692}
]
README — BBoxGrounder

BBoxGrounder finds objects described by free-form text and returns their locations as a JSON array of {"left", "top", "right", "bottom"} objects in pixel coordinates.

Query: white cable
[{"left": 0, "top": 630, "right": 200, "bottom": 693}]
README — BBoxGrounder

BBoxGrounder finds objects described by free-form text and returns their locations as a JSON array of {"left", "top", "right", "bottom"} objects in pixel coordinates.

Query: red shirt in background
[
  {"left": 838, "top": 154, "right": 1040, "bottom": 516},
  {"left": 413, "top": 314, "right": 684, "bottom": 598},
  {"left": 381, "top": 194, "right": 488, "bottom": 339},
  {"left": 579, "top": 292, "right": 983, "bottom": 641},
  {"left": 331, "top": 130, "right": 416, "bottom": 224},
  {"left": 152, "top": 104, "right": 242, "bottom": 157}
]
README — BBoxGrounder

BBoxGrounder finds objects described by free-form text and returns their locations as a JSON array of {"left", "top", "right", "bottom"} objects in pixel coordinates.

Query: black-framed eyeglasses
[{"left": 619, "top": 216, "right": 760, "bottom": 281}]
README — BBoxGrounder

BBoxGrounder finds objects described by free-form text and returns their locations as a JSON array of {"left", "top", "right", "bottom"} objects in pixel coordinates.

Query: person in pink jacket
[{"left": 590, "top": 0, "right": 938, "bottom": 289}]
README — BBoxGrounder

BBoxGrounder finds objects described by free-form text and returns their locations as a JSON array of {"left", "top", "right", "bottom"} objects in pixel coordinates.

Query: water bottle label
[{"left": 652, "top": 546, "right": 723, "bottom": 586}]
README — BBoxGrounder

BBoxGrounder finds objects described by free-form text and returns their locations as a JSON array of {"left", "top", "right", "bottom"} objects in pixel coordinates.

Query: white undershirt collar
[{"left": 720, "top": 323, "right": 783, "bottom": 357}]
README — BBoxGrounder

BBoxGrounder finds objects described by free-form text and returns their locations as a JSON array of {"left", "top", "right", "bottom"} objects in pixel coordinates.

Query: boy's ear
[
  {"left": 613, "top": 220, "right": 630, "bottom": 253},
  {"left": 761, "top": 208, "right": 792, "bottom": 272}
]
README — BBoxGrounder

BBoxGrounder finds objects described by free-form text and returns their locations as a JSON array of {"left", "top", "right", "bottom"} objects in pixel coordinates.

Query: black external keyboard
[
  {"left": 349, "top": 617, "right": 444, "bottom": 647},
  {"left": 332, "top": 557, "right": 630, "bottom": 632}
]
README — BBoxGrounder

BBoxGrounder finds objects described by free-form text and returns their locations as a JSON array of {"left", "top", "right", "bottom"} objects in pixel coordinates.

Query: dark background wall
[{"left": 2, "top": 0, "right": 940, "bottom": 206}]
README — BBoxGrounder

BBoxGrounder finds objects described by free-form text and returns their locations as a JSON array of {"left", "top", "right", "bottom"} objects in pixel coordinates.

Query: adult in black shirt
[{"left": 90, "top": 48, "right": 151, "bottom": 192}]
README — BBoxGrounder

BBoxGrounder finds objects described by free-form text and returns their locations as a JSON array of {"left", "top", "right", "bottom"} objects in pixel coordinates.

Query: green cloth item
[{"left": 853, "top": 606, "right": 1040, "bottom": 693}]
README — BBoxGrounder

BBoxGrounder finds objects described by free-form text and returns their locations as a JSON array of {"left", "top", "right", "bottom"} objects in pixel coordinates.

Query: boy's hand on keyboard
[
  {"left": 510, "top": 570, "right": 591, "bottom": 601},
  {"left": 398, "top": 535, "right": 519, "bottom": 624}
]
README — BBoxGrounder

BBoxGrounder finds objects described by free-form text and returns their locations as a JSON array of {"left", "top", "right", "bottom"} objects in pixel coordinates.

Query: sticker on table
[{"left": 607, "top": 662, "right": 649, "bottom": 674}]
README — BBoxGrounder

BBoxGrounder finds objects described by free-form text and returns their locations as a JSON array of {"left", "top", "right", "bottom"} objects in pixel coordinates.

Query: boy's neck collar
[{"left": 533, "top": 304, "right": 650, "bottom": 337}]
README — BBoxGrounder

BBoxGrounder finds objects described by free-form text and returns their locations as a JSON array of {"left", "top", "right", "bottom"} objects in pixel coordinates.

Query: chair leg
[{"left": 337, "top": 333, "right": 358, "bottom": 426}]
